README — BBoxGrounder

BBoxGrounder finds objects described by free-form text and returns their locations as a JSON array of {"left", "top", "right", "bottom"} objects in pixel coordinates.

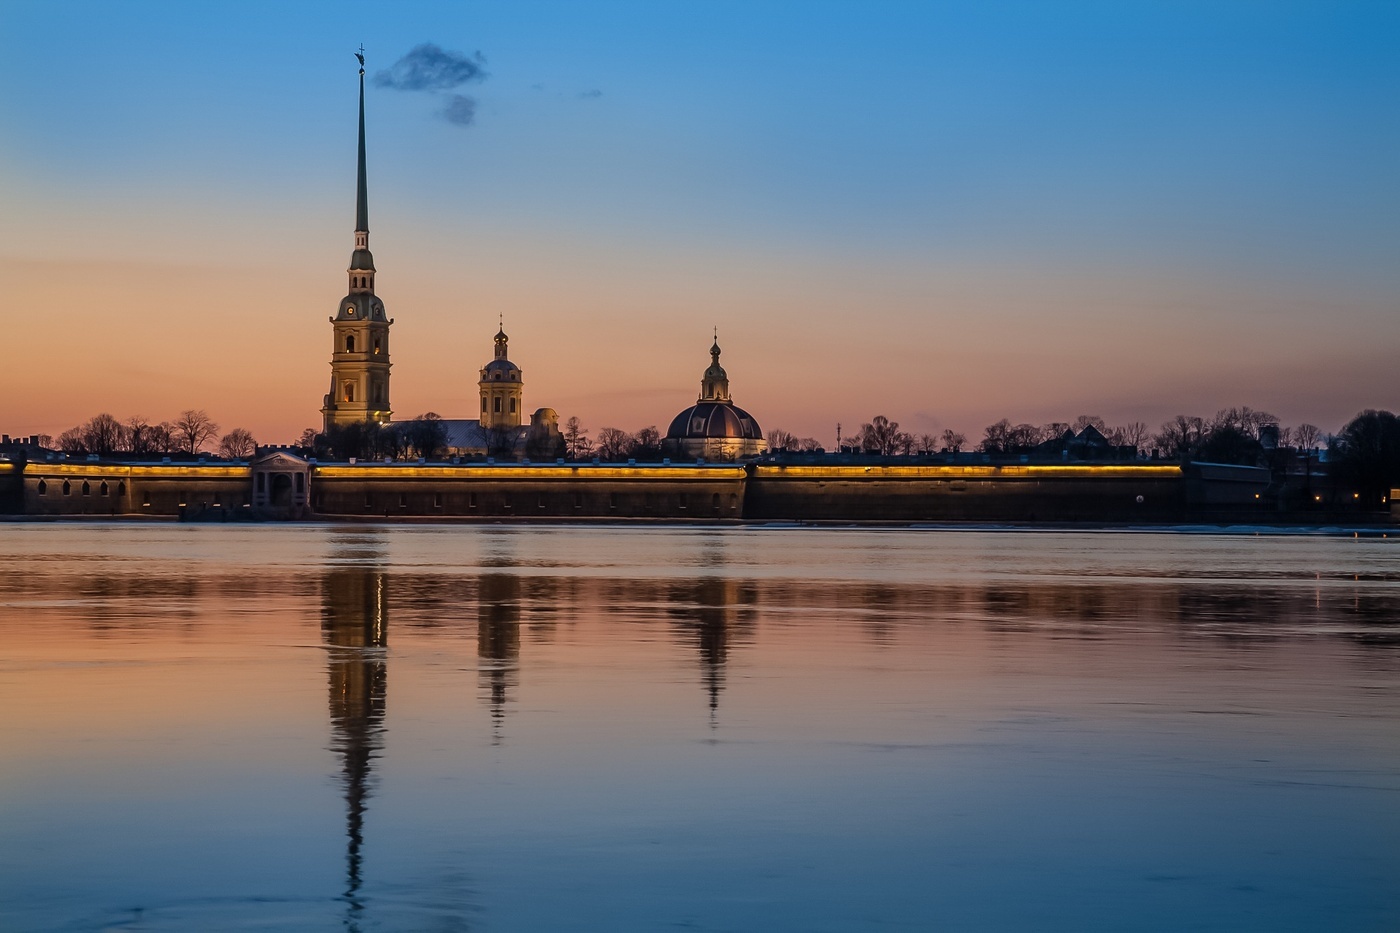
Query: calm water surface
[{"left": 1, "top": 523, "right": 1397, "bottom": 931}]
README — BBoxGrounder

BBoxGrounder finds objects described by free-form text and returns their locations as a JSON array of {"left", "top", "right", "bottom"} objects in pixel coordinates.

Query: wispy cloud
[
  {"left": 374, "top": 43, "right": 488, "bottom": 129},
  {"left": 374, "top": 43, "right": 488, "bottom": 91},
  {"left": 578, "top": 89, "right": 603, "bottom": 100},
  {"left": 441, "top": 94, "right": 477, "bottom": 127}
]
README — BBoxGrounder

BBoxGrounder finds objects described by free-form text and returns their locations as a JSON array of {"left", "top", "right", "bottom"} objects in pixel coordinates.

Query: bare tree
[
  {"left": 126, "top": 416, "right": 160, "bottom": 456},
  {"left": 297, "top": 427, "right": 319, "bottom": 449},
  {"left": 174, "top": 410, "right": 220, "bottom": 454},
  {"left": 81, "top": 413, "right": 126, "bottom": 455},
  {"left": 1294, "top": 423, "right": 1321, "bottom": 451},
  {"left": 633, "top": 425, "right": 663, "bottom": 459},
  {"left": 402, "top": 412, "right": 447, "bottom": 459},
  {"left": 564, "top": 417, "right": 592, "bottom": 459},
  {"left": 151, "top": 422, "right": 177, "bottom": 454},
  {"left": 858, "top": 415, "right": 910, "bottom": 455},
  {"left": 1073, "top": 414, "right": 1106, "bottom": 433},
  {"left": 218, "top": 428, "right": 257, "bottom": 459},
  {"left": 56, "top": 426, "right": 87, "bottom": 456},
  {"left": 1154, "top": 415, "right": 1206, "bottom": 459},
  {"left": 940, "top": 429, "right": 966, "bottom": 453},
  {"left": 766, "top": 428, "right": 798, "bottom": 451},
  {"left": 1007, "top": 423, "right": 1044, "bottom": 449},
  {"left": 980, "top": 419, "right": 1012, "bottom": 454},
  {"left": 1118, "top": 421, "right": 1148, "bottom": 449},
  {"left": 796, "top": 437, "right": 822, "bottom": 452},
  {"left": 595, "top": 427, "right": 633, "bottom": 461}
]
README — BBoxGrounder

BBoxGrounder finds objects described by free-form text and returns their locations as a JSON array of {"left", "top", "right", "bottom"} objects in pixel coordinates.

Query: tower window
[
  {"left": 373, "top": 339, "right": 381, "bottom": 355},
  {"left": 346, "top": 335, "right": 355, "bottom": 353},
  {"left": 481, "top": 397, "right": 487, "bottom": 413},
  {"left": 509, "top": 398, "right": 516, "bottom": 414},
  {"left": 346, "top": 306, "right": 355, "bottom": 317},
  {"left": 493, "top": 397, "right": 502, "bottom": 414},
  {"left": 345, "top": 384, "right": 355, "bottom": 402}
]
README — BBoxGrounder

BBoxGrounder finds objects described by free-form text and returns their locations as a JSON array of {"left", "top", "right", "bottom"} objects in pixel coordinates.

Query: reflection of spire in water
[
  {"left": 477, "top": 573, "right": 521, "bottom": 744},
  {"left": 323, "top": 562, "right": 388, "bottom": 928},
  {"left": 669, "top": 573, "right": 747, "bottom": 728}
]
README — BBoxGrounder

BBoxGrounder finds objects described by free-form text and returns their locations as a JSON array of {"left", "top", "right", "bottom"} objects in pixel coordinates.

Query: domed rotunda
[{"left": 664, "top": 339, "right": 767, "bottom": 461}]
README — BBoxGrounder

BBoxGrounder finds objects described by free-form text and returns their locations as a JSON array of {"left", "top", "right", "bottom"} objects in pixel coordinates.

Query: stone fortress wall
[{"left": 6, "top": 455, "right": 1370, "bottom": 524}]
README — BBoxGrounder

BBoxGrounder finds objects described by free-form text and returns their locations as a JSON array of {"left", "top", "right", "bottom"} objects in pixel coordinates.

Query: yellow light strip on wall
[
  {"left": 753, "top": 464, "right": 1182, "bottom": 479},
  {"left": 22, "top": 464, "right": 251, "bottom": 479},
  {"left": 313, "top": 465, "right": 747, "bottom": 480}
]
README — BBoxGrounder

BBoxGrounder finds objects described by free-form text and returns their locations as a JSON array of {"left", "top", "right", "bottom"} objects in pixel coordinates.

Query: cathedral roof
[
  {"left": 334, "top": 292, "right": 385, "bottom": 322},
  {"left": 666, "top": 402, "right": 763, "bottom": 441}
]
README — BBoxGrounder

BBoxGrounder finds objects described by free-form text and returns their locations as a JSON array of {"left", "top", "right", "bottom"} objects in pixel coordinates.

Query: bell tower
[
  {"left": 323, "top": 49, "right": 393, "bottom": 432},
  {"left": 478, "top": 325, "right": 524, "bottom": 430},
  {"left": 700, "top": 333, "right": 730, "bottom": 402}
]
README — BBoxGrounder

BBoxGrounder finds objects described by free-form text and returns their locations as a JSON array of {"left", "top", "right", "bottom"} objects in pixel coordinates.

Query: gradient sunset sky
[{"left": 3, "top": 1, "right": 1397, "bottom": 446}]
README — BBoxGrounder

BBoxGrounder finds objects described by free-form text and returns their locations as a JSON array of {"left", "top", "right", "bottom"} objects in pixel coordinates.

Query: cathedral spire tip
[{"left": 355, "top": 49, "right": 369, "bottom": 234}]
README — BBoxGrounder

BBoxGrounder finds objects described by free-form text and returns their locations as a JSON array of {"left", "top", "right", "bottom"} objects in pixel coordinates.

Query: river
[{"left": 1, "top": 523, "right": 1397, "bottom": 931}]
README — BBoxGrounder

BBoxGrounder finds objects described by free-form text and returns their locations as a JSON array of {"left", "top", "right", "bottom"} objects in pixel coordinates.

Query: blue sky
[{"left": 2, "top": 1, "right": 1397, "bottom": 442}]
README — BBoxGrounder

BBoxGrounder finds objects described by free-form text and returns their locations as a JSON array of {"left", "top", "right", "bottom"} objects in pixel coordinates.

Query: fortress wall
[
  {"left": 20, "top": 463, "right": 252, "bottom": 518},
  {"left": 3, "top": 459, "right": 1319, "bottom": 524},
  {"left": 310, "top": 464, "right": 749, "bottom": 519},
  {"left": 0, "top": 462, "right": 20, "bottom": 514},
  {"left": 745, "top": 464, "right": 1187, "bottom": 522}
]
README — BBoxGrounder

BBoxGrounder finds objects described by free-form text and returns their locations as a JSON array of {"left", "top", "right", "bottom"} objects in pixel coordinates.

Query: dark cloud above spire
[{"left": 374, "top": 43, "right": 488, "bottom": 92}]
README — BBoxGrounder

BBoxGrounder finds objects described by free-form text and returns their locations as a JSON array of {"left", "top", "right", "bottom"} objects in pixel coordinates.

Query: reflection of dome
[{"left": 667, "top": 402, "right": 763, "bottom": 441}]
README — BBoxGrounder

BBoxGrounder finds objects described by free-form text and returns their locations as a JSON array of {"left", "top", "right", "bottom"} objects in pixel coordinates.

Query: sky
[{"left": 2, "top": 0, "right": 1397, "bottom": 447}]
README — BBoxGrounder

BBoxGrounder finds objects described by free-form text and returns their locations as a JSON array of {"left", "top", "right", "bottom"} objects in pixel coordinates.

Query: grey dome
[
  {"left": 334, "top": 292, "right": 385, "bottom": 321},
  {"left": 667, "top": 402, "right": 763, "bottom": 441}
]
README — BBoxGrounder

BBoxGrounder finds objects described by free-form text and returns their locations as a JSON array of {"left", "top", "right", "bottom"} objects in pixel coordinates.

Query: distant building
[
  {"left": 1034, "top": 425, "right": 1137, "bottom": 462},
  {"left": 430, "top": 328, "right": 562, "bottom": 459},
  {"left": 664, "top": 339, "right": 767, "bottom": 461}
]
